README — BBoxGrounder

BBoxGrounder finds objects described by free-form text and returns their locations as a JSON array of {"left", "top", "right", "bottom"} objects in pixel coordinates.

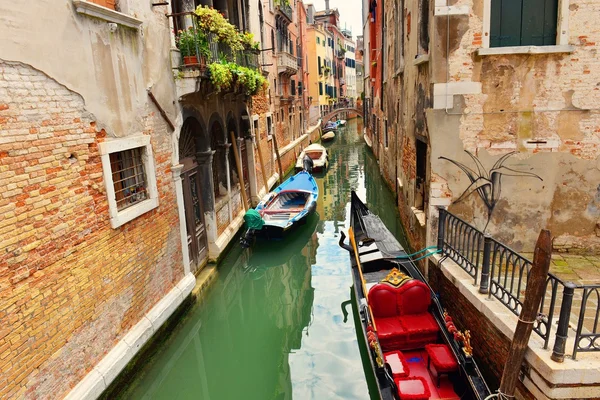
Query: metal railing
[
  {"left": 168, "top": 12, "right": 259, "bottom": 71},
  {"left": 276, "top": 4, "right": 293, "bottom": 20},
  {"left": 437, "top": 208, "right": 600, "bottom": 360}
]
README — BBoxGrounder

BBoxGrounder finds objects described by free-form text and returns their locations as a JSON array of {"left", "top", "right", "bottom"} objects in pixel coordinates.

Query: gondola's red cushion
[
  {"left": 368, "top": 279, "right": 439, "bottom": 351},
  {"left": 396, "top": 280, "right": 431, "bottom": 315},
  {"left": 399, "top": 313, "right": 439, "bottom": 335},
  {"left": 425, "top": 344, "right": 459, "bottom": 372},
  {"left": 369, "top": 284, "right": 399, "bottom": 318},
  {"left": 395, "top": 376, "right": 431, "bottom": 400},
  {"left": 384, "top": 351, "right": 410, "bottom": 378}
]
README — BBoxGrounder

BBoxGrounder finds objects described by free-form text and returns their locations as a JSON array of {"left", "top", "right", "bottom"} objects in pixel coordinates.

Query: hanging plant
[
  {"left": 208, "top": 63, "right": 233, "bottom": 91},
  {"left": 195, "top": 6, "right": 244, "bottom": 52}
]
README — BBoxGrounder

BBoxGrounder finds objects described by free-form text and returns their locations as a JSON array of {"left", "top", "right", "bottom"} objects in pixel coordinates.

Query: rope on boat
[
  {"left": 395, "top": 245, "right": 438, "bottom": 258},
  {"left": 394, "top": 248, "right": 441, "bottom": 262}
]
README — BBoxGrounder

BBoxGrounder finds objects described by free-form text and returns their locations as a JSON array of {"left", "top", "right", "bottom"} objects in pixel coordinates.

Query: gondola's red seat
[
  {"left": 425, "top": 344, "right": 458, "bottom": 387},
  {"left": 369, "top": 279, "right": 439, "bottom": 351},
  {"left": 395, "top": 376, "right": 431, "bottom": 400},
  {"left": 384, "top": 351, "right": 410, "bottom": 379}
]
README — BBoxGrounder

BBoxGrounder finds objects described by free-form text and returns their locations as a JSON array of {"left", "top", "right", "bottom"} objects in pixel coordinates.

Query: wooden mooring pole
[
  {"left": 229, "top": 131, "right": 249, "bottom": 211},
  {"left": 498, "top": 229, "right": 552, "bottom": 398},
  {"left": 272, "top": 133, "right": 284, "bottom": 184}
]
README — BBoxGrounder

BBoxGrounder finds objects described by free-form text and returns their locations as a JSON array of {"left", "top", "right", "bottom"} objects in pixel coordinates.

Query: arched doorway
[{"left": 179, "top": 117, "right": 209, "bottom": 271}]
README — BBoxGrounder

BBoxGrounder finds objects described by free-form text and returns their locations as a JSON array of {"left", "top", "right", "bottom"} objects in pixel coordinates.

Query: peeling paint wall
[
  {"left": 0, "top": 1, "right": 185, "bottom": 398},
  {"left": 427, "top": 0, "right": 600, "bottom": 252},
  {"left": 372, "top": 0, "right": 600, "bottom": 253}
]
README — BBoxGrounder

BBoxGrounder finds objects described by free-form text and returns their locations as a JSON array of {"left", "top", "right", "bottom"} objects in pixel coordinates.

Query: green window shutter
[
  {"left": 491, "top": 0, "right": 557, "bottom": 47},
  {"left": 521, "top": 0, "right": 557, "bottom": 45}
]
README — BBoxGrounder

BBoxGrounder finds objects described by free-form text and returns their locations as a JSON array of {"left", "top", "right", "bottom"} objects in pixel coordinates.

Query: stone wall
[
  {"left": 426, "top": 0, "right": 600, "bottom": 252},
  {"left": 0, "top": 61, "right": 183, "bottom": 399}
]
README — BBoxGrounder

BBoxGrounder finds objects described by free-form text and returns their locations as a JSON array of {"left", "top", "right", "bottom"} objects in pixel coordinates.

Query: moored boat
[
  {"left": 240, "top": 171, "right": 318, "bottom": 248},
  {"left": 322, "top": 131, "right": 335, "bottom": 142},
  {"left": 339, "top": 191, "right": 491, "bottom": 400},
  {"left": 295, "top": 143, "right": 328, "bottom": 173},
  {"left": 323, "top": 121, "right": 338, "bottom": 133},
  {"left": 336, "top": 119, "right": 347, "bottom": 126}
]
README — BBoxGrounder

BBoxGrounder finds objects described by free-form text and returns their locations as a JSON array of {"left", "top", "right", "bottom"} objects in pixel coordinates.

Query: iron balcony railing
[
  {"left": 437, "top": 208, "right": 600, "bottom": 360},
  {"left": 275, "top": 4, "right": 293, "bottom": 21},
  {"left": 168, "top": 12, "right": 259, "bottom": 71}
]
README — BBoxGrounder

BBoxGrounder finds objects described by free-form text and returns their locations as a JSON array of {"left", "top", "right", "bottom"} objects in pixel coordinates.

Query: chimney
[{"left": 325, "top": 0, "right": 329, "bottom": 10}]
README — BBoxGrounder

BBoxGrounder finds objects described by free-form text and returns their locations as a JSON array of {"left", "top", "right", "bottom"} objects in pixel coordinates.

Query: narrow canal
[{"left": 120, "top": 118, "right": 411, "bottom": 399}]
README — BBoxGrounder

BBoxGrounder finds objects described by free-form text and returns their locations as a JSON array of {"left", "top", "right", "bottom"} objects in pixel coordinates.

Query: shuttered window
[{"left": 490, "top": 0, "right": 558, "bottom": 47}]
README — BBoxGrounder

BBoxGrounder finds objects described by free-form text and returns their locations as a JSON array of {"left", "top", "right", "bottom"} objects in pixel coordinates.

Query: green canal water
[{"left": 122, "top": 118, "right": 410, "bottom": 400}]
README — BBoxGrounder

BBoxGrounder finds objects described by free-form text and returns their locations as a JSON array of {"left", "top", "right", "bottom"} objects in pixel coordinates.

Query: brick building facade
[
  {"left": 365, "top": 0, "right": 600, "bottom": 254},
  {"left": 0, "top": 2, "right": 192, "bottom": 397}
]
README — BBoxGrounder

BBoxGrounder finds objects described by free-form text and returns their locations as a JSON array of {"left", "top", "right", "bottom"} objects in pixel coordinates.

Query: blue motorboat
[{"left": 240, "top": 171, "right": 318, "bottom": 247}]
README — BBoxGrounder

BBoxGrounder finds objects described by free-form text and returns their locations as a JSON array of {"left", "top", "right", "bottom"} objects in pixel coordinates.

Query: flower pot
[{"left": 183, "top": 55, "right": 198, "bottom": 65}]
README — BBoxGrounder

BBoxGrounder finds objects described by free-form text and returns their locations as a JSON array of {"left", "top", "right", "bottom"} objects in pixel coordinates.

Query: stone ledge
[
  {"left": 476, "top": 45, "right": 575, "bottom": 56},
  {"left": 434, "top": 5, "right": 469, "bottom": 15},
  {"left": 411, "top": 206, "right": 426, "bottom": 227},
  {"left": 413, "top": 54, "right": 430, "bottom": 66},
  {"left": 432, "top": 255, "right": 600, "bottom": 398},
  {"left": 64, "top": 273, "right": 196, "bottom": 400},
  {"left": 72, "top": 0, "right": 143, "bottom": 29}
]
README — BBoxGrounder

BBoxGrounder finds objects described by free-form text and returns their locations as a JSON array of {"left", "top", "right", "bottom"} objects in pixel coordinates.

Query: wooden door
[{"left": 182, "top": 165, "right": 208, "bottom": 271}]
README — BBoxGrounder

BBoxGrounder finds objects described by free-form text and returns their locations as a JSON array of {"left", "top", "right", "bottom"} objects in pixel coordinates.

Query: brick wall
[{"left": 0, "top": 61, "right": 183, "bottom": 399}]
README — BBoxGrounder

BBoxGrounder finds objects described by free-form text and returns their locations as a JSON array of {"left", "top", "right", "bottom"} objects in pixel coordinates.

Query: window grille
[{"left": 109, "top": 148, "right": 148, "bottom": 211}]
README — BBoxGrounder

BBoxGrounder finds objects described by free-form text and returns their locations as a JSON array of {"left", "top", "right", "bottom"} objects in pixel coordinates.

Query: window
[
  {"left": 490, "top": 0, "right": 558, "bottom": 47},
  {"left": 384, "top": 120, "right": 389, "bottom": 148},
  {"left": 318, "top": 56, "right": 322, "bottom": 74},
  {"left": 415, "top": 138, "right": 427, "bottom": 210},
  {"left": 90, "top": 0, "right": 116, "bottom": 10},
  {"left": 99, "top": 135, "right": 159, "bottom": 228},
  {"left": 267, "top": 115, "right": 273, "bottom": 140},
  {"left": 418, "top": 0, "right": 429, "bottom": 53},
  {"left": 291, "top": 80, "right": 296, "bottom": 96},
  {"left": 73, "top": 0, "right": 142, "bottom": 29},
  {"left": 319, "top": 82, "right": 323, "bottom": 95},
  {"left": 395, "top": 0, "right": 405, "bottom": 69},
  {"left": 317, "top": 37, "right": 321, "bottom": 44}
]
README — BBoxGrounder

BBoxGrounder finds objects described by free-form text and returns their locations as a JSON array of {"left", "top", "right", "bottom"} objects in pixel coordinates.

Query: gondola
[
  {"left": 339, "top": 191, "right": 491, "bottom": 400},
  {"left": 240, "top": 171, "right": 318, "bottom": 248}
]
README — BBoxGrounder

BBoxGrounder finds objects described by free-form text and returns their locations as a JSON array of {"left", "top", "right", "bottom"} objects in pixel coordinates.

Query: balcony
[
  {"left": 275, "top": 3, "right": 293, "bottom": 22},
  {"left": 336, "top": 50, "right": 346, "bottom": 59},
  {"left": 169, "top": 12, "right": 261, "bottom": 98},
  {"left": 278, "top": 51, "right": 298, "bottom": 76}
]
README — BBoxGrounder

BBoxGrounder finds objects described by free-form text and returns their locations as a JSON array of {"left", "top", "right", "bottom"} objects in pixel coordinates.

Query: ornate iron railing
[
  {"left": 437, "top": 208, "right": 600, "bottom": 359},
  {"left": 437, "top": 210, "right": 483, "bottom": 284}
]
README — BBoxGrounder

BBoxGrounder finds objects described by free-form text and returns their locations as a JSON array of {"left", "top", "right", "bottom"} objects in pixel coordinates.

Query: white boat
[
  {"left": 295, "top": 143, "right": 329, "bottom": 173},
  {"left": 336, "top": 119, "right": 347, "bottom": 126},
  {"left": 322, "top": 131, "right": 335, "bottom": 142}
]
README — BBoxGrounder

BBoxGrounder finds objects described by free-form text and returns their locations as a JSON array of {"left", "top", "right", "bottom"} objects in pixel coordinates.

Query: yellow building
[{"left": 306, "top": 24, "right": 328, "bottom": 124}]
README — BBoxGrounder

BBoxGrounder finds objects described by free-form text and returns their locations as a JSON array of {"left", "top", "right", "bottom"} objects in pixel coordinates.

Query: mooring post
[
  {"left": 437, "top": 207, "right": 446, "bottom": 252},
  {"left": 499, "top": 229, "right": 552, "bottom": 398},
  {"left": 551, "top": 282, "right": 576, "bottom": 362},
  {"left": 479, "top": 234, "right": 492, "bottom": 294}
]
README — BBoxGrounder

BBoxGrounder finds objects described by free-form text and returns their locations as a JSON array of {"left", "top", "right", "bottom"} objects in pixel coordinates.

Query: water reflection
[{"left": 123, "top": 118, "right": 409, "bottom": 400}]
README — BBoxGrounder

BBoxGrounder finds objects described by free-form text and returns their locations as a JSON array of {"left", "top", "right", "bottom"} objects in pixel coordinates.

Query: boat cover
[{"left": 244, "top": 209, "right": 265, "bottom": 230}]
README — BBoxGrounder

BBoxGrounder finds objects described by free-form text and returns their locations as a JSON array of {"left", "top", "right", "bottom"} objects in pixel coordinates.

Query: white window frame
[
  {"left": 72, "top": 0, "right": 143, "bottom": 29},
  {"left": 479, "top": 0, "right": 573, "bottom": 55},
  {"left": 99, "top": 135, "right": 159, "bottom": 229}
]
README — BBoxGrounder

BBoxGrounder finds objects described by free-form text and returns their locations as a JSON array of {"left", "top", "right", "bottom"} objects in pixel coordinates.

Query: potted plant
[{"left": 176, "top": 27, "right": 210, "bottom": 67}]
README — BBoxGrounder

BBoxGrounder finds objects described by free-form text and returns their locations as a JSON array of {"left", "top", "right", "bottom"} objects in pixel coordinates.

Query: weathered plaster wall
[
  {"left": 0, "top": 61, "right": 183, "bottom": 399},
  {"left": 428, "top": 0, "right": 600, "bottom": 252},
  {"left": 0, "top": 0, "right": 178, "bottom": 140}
]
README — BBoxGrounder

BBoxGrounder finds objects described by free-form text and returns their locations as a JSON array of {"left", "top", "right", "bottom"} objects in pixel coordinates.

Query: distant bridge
[{"left": 321, "top": 107, "right": 364, "bottom": 126}]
